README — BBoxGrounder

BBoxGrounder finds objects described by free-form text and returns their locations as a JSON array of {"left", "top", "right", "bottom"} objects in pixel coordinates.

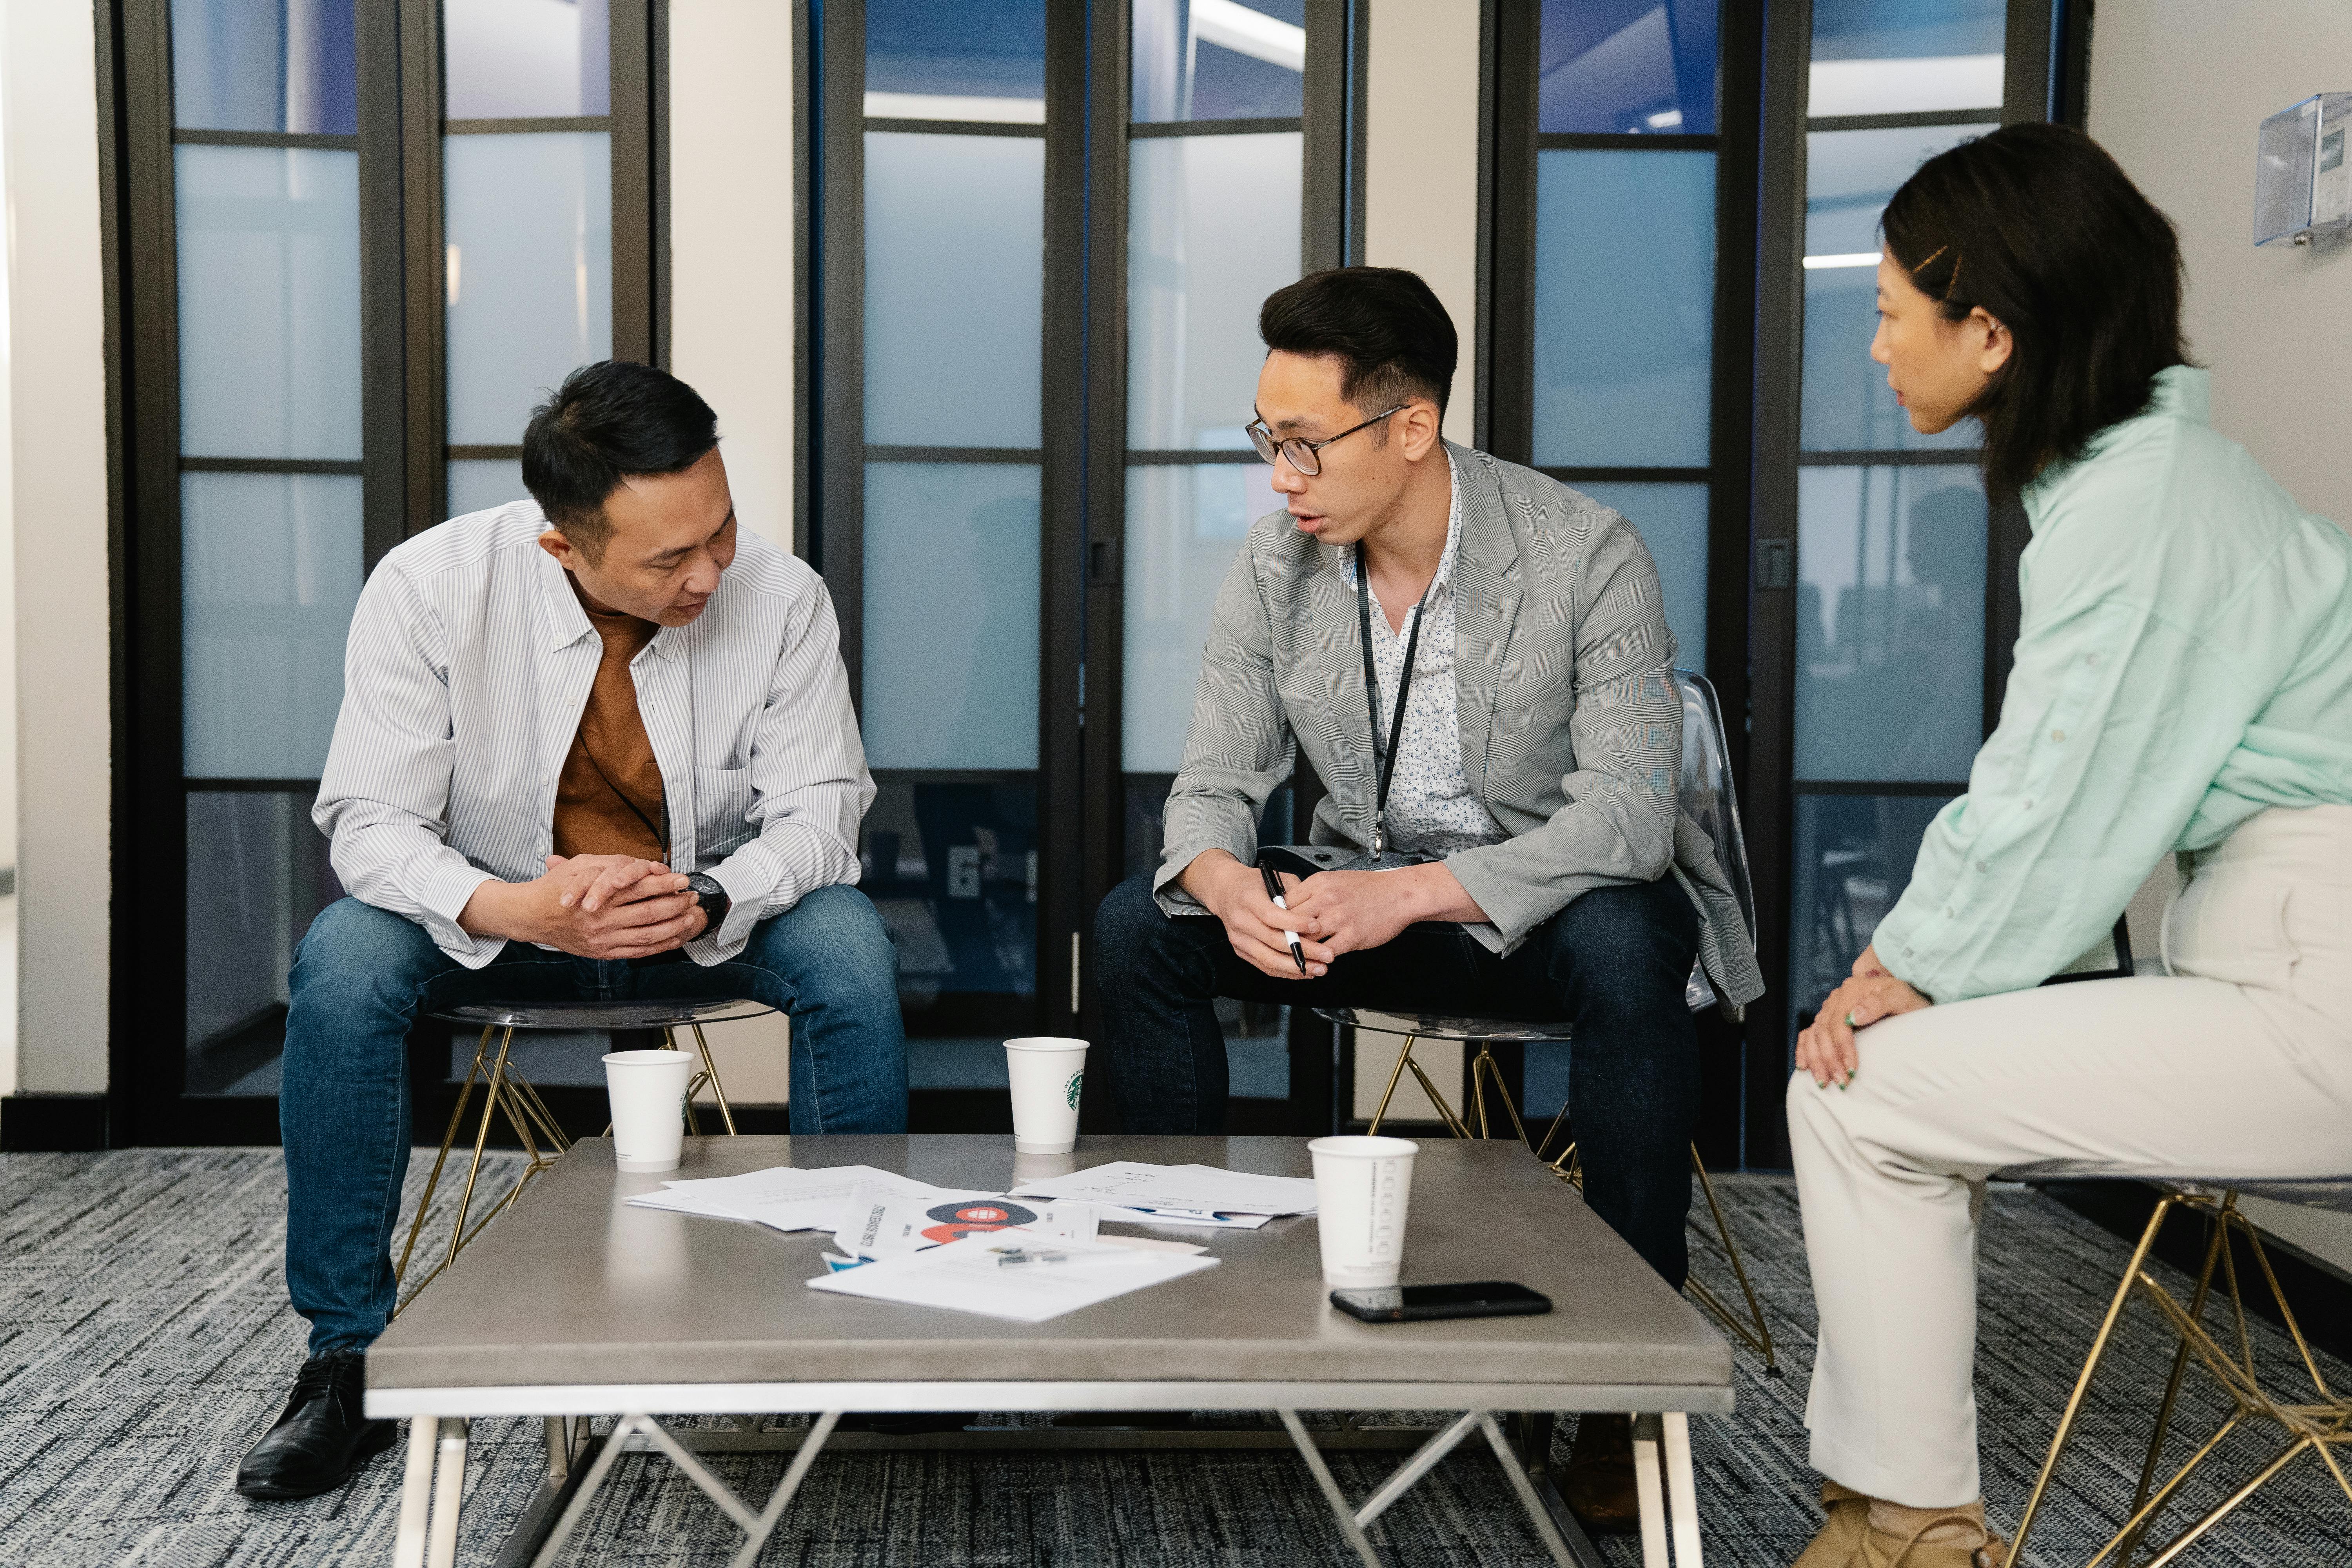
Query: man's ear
[
  {"left": 537, "top": 528, "right": 578, "bottom": 571},
  {"left": 1398, "top": 398, "right": 1443, "bottom": 461}
]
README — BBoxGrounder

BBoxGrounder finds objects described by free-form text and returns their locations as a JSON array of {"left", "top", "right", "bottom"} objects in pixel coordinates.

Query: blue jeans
[
  {"left": 280, "top": 884, "right": 907, "bottom": 1354},
  {"left": 1093, "top": 872, "right": 1701, "bottom": 1288}
]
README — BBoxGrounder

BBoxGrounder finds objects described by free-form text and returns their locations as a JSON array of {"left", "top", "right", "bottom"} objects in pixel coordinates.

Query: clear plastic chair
[
  {"left": 1318, "top": 670, "right": 1777, "bottom": 1370},
  {"left": 392, "top": 997, "right": 771, "bottom": 1314}
]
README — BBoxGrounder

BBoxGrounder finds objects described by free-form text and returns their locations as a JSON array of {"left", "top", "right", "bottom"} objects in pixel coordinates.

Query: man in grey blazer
[{"left": 1094, "top": 268, "right": 1762, "bottom": 1528}]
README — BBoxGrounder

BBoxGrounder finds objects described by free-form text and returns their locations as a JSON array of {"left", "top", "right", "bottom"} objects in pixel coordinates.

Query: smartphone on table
[{"left": 1329, "top": 1281, "right": 1552, "bottom": 1322}]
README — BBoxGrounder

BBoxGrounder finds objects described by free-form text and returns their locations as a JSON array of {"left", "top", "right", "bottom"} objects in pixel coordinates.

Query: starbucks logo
[{"left": 1064, "top": 1070, "right": 1084, "bottom": 1109}]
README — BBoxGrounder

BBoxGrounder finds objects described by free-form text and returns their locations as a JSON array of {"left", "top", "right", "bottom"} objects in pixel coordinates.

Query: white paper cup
[
  {"left": 1004, "top": 1036, "right": 1087, "bottom": 1154},
  {"left": 603, "top": 1049, "right": 695, "bottom": 1172},
  {"left": 1308, "top": 1134, "right": 1419, "bottom": 1289}
]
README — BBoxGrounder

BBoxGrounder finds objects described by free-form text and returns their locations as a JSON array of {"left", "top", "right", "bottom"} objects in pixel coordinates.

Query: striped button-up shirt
[{"left": 315, "top": 502, "right": 874, "bottom": 969}]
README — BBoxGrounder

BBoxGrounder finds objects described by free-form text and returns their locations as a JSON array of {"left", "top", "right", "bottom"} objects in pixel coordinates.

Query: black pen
[{"left": 1258, "top": 862, "right": 1310, "bottom": 976}]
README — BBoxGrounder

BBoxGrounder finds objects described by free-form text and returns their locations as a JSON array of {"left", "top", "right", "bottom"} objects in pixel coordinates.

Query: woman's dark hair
[
  {"left": 522, "top": 360, "right": 719, "bottom": 560},
  {"left": 1883, "top": 122, "right": 2188, "bottom": 500},
  {"left": 1259, "top": 267, "right": 1458, "bottom": 418}
]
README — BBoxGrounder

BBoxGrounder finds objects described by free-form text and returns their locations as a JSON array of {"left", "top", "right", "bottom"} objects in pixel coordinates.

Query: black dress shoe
[
  {"left": 236, "top": 1351, "right": 397, "bottom": 1500},
  {"left": 1561, "top": 1413, "right": 1641, "bottom": 1535}
]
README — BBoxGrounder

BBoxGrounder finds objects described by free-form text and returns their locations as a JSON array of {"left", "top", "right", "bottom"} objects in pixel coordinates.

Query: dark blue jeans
[
  {"left": 280, "top": 884, "right": 907, "bottom": 1355},
  {"left": 1094, "top": 872, "right": 1701, "bottom": 1288}
]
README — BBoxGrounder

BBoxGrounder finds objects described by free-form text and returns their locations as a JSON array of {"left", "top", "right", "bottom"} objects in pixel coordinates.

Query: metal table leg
[
  {"left": 393, "top": 1416, "right": 439, "bottom": 1568},
  {"left": 1280, "top": 1409, "right": 1588, "bottom": 1568},
  {"left": 1662, "top": 1412, "right": 1704, "bottom": 1566},
  {"left": 530, "top": 1411, "right": 844, "bottom": 1568},
  {"left": 1633, "top": 1413, "right": 1671, "bottom": 1567},
  {"left": 426, "top": 1418, "right": 470, "bottom": 1568}
]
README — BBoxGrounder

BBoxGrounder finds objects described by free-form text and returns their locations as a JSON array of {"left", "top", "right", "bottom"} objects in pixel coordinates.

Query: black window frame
[{"left": 102, "top": 0, "right": 670, "bottom": 1147}]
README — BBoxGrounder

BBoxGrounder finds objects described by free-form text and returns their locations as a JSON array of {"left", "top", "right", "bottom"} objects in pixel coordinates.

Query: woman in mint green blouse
[{"left": 1784, "top": 124, "right": 2352, "bottom": 1568}]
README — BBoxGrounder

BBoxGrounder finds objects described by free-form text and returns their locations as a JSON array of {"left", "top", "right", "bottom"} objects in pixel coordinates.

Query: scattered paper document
[
  {"left": 832, "top": 1184, "right": 1098, "bottom": 1260},
  {"left": 625, "top": 1165, "right": 956, "bottom": 1234},
  {"left": 1095, "top": 1233, "right": 1209, "bottom": 1256},
  {"left": 1098, "top": 1206, "right": 1272, "bottom": 1230},
  {"left": 806, "top": 1232, "right": 1218, "bottom": 1323},
  {"left": 1009, "top": 1161, "right": 1318, "bottom": 1216}
]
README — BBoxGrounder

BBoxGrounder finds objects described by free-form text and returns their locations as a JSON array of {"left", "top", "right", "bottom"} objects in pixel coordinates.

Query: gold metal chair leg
[
  {"left": 441, "top": 1027, "right": 519, "bottom": 1274},
  {"left": 1690, "top": 1146, "right": 1777, "bottom": 1373},
  {"left": 2009, "top": 1195, "right": 2177, "bottom": 1567},
  {"left": 2119, "top": 1212, "right": 2229, "bottom": 1565},
  {"left": 690, "top": 1022, "right": 739, "bottom": 1135},
  {"left": 1402, "top": 1054, "right": 1474, "bottom": 1140},
  {"left": 394, "top": 1027, "right": 492, "bottom": 1290},
  {"left": 664, "top": 1027, "right": 704, "bottom": 1136},
  {"left": 1366, "top": 1034, "right": 1418, "bottom": 1135},
  {"left": 1466, "top": 1046, "right": 1531, "bottom": 1147}
]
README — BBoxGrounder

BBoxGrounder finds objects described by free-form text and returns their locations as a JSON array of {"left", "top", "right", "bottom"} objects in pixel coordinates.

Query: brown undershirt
[{"left": 551, "top": 583, "right": 667, "bottom": 863}]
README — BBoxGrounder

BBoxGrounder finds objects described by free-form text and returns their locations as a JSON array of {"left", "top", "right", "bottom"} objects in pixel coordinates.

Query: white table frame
[{"left": 374, "top": 1379, "right": 1718, "bottom": 1568}]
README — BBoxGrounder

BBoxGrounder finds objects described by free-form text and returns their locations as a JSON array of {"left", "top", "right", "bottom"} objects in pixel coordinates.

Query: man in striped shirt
[{"left": 237, "top": 362, "right": 905, "bottom": 1501}]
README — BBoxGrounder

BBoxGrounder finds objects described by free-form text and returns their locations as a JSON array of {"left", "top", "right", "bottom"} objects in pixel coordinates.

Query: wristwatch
[{"left": 684, "top": 872, "right": 731, "bottom": 932}]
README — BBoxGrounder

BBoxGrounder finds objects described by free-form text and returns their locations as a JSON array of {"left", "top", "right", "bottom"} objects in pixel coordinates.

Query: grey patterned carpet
[{"left": 0, "top": 1151, "right": 2345, "bottom": 1566}]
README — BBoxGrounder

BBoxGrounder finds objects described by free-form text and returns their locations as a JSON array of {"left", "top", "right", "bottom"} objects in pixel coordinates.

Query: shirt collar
[
  {"left": 1338, "top": 450, "right": 1462, "bottom": 603},
  {"left": 532, "top": 545, "right": 685, "bottom": 660},
  {"left": 2023, "top": 365, "right": 2209, "bottom": 524}
]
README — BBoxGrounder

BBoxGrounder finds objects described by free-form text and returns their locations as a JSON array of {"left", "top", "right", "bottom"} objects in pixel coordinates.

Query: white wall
[
  {"left": 666, "top": 0, "right": 801, "bottom": 1100},
  {"left": 1363, "top": 0, "right": 1482, "bottom": 446},
  {"left": 2089, "top": 1, "right": 2352, "bottom": 524},
  {"left": 3, "top": 0, "right": 111, "bottom": 1096},
  {"left": 2090, "top": 0, "right": 2352, "bottom": 1275}
]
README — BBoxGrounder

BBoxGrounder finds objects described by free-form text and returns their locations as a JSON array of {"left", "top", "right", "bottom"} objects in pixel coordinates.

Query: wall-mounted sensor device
[{"left": 2256, "top": 93, "right": 2352, "bottom": 246}]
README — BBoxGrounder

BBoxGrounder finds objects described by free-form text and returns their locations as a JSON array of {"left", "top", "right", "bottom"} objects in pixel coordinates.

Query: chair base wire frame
[
  {"left": 392, "top": 1017, "right": 742, "bottom": 1318},
  {"left": 1348, "top": 1022, "right": 1777, "bottom": 1376},
  {"left": 2006, "top": 1185, "right": 2352, "bottom": 1568}
]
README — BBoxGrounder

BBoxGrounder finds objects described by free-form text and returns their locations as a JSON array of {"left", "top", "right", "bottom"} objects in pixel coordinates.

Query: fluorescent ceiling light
[
  {"left": 863, "top": 91, "right": 1045, "bottom": 124},
  {"left": 1802, "top": 252, "right": 1884, "bottom": 270},
  {"left": 1192, "top": 0, "right": 1307, "bottom": 72},
  {"left": 1646, "top": 108, "right": 1684, "bottom": 129}
]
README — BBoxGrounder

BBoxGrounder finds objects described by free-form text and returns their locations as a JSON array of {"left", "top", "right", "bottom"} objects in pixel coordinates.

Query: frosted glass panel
[
  {"left": 444, "top": 131, "right": 613, "bottom": 446},
  {"left": 1809, "top": 0, "right": 2004, "bottom": 118},
  {"left": 1132, "top": 0, "right": 1306, "bottom": 123},
  {"left": 865, "top": 0, "right": 1045, "bottom": 122},
  {"left": 1123, "top": 461, "right": 1283, "bottom": 773},
  {"left": 1539, "top": 0, "right": 1718, "bottom": 135},
  {"left": 864, "top": 132, "right": 1044, "bottom": 448},
  {"left": 1795, "top": 465, "right": 1985, "bottom": 782},
  {"left": 184, "top": 791, "right": 343, "bottom": 1087},
  {"left": 443, "top": 0, "right": 610, "bottom": 119},
  {"left": 1790, "top": 791, "right": 1954, "bottom": 1026},
  {"left": 1533, "top": 149, "right": 1715, "bottom": 467},
  {"left": 448, "top": 458, "right": 528, "bottom": 519},
  {"left": 863, "top": 463, "right": 1041, "bottom": 770},
  {"left": 1128, "top": 132, "right": 1302, "bottom": 450},
  {"left": 174, "top": 145, "right": 361, "bottom": 461},
  {"left": 171, "top": 0, "right": 356, "bottom": 134},
  {"left": 182, "top": 472, "right": 365, "bottom": 779},
  {"left": 1801, "top": 125, "right": 1994, "bottom": 452},
  {"left": 1573, "top": 480, "right": 1708, "bottom": 673}
]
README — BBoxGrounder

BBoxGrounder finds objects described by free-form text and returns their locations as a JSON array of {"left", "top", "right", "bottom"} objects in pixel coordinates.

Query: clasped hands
[
  {"left": 458, "top": 853, "right": 706, "bottom": 959},
  {"left": 1794, "top": 943, "right": 1932, "bottom": 1089},
  {"left": 1182, "top": 849, "right": 1488, "bottom": 980}
]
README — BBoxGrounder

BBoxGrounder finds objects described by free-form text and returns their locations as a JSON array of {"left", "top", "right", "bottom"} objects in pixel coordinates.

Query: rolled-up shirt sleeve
[
  {"left": 687, "top": 577, "right": 874, "bottom": 963},
  {"left": 314, "top": 565, "right": 506, "bottom": 967}
]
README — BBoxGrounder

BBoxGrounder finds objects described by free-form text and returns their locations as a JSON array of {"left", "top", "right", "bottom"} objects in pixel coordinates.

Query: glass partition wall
[
  {"left": 815, "top": 0, "right": 1351, "bottom": 1130},
  {"left": 1744, "top": 0, "right": 2062, "bottom": 1166},
  {"left": 111, "top": 0, "right": 664, "bottom": 1143}
]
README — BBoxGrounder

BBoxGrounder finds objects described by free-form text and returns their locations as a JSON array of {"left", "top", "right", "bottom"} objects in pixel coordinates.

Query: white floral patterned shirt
[{"left": 1336, "top": 456, "right": 1511, "bottom": 859}]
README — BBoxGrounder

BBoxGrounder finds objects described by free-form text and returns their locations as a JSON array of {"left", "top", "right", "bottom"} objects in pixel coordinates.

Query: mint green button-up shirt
[{"left": 1874, "top": 367, "right": 2352, "bottom": 1003}]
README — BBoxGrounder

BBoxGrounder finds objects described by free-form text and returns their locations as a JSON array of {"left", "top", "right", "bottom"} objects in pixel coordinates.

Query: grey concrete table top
[{"left": 367, "top": 1135, "right": 1731, "bottom": 1402}]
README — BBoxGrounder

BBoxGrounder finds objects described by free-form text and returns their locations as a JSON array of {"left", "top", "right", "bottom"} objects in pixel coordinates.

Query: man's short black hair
[
  {"left": 1258, "top": 267, "right": 1457, "bottom": 419},
  {"left": 521, "top": 360, "right": 719, "bottom": 560}
]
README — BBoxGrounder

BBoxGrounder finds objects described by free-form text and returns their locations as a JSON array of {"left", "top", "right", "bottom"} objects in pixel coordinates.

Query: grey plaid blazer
[{"left": 1151, "top": 441, "right": 1764, "bottom": 1009}]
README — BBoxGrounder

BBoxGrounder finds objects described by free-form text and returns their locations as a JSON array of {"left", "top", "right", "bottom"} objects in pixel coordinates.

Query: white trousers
[{"left": 1788, "top": 804, "right": 2352, "bottom": 1507}]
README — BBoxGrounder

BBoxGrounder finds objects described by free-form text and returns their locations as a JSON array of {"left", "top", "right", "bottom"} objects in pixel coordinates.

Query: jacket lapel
[
  {"left": 1308, "top": 547, "right": 1376, "bottom": 833},
  {"left": 1450, "top": 447, "right": 1521, "bottom": 802}
]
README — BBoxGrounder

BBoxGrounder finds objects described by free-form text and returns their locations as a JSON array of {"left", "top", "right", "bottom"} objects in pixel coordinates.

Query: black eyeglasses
[{"left": 1246, "top": 405, "right": 1406, "bottom": 477}]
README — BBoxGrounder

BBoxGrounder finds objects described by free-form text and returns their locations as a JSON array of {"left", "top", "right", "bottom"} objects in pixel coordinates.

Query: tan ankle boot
[
  {"left": 1854, "top": 1504, "right": 2006, "bottom": 1568},
  {"left": 1790, "top": 1481, "right": 1871, "bottom": 1567}
]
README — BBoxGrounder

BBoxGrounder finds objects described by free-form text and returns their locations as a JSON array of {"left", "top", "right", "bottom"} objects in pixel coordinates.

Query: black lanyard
[{"left": 1356, "top": 542, "right": 1434, "bottom": 857}]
